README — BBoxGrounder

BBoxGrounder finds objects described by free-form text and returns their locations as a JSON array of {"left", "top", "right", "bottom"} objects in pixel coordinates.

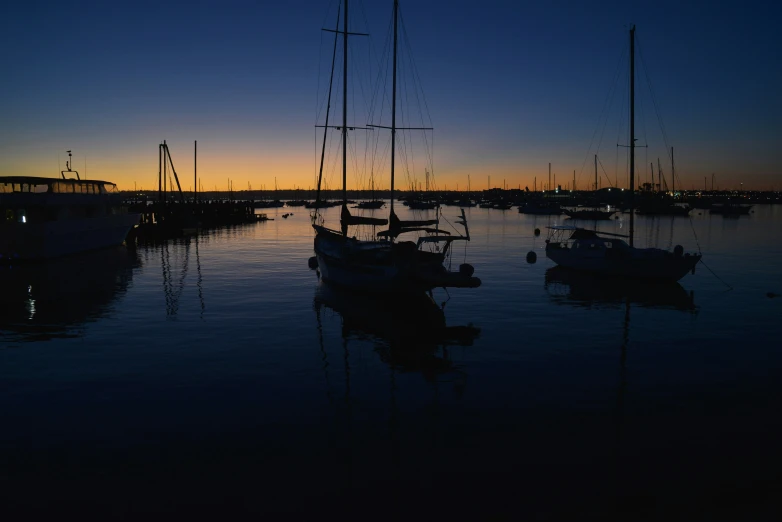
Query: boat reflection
[
  {"left": 544, "top": 266, "right": 697, "bottom": 311},
  {"left": 313, "top": 282, "right": 480, "bottom": 381},
  {"left": 0, "top": 246, "right": 141, "bottom": 342}
]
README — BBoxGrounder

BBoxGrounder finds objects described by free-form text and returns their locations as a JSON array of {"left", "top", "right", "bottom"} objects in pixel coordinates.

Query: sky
[{"left": 1, "top": 0, "right": 780, "bottom": 192}]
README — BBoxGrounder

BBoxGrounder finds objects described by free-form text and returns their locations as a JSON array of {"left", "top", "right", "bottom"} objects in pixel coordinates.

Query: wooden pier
[{"left": 126, "top": 200, "right": 268, "bottom": 242}]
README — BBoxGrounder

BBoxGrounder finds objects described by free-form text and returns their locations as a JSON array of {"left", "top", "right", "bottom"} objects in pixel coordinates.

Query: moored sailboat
[
  {"left": 310, "top": 0, "right": 480, "bottom": 295},
  {"left": 545, "top": 26, "right": 701, "bottom": 282}
]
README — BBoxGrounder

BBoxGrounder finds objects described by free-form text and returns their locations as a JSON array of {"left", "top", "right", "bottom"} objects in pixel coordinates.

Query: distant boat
[
  {"left": 0, "top": 175, "right": 140, "bottom": 261},
  {"left": 636, "top": 150, "right": 690, "bottom": 215},
  {"left": 688, "top": 197, "right": 713, "bottom": 210},
  {"left": 304, "top": 199, "right": 338, "bottom": 208},
  {"left": 519, "top": 200, "right": 563, "bottom": 215},
  {"left": 635, "top": 198, "right": 691, "bottom": 216},
  {"left": 286, "top": 199, "right": 308, "bottom": 207},
  {"left": 563, "top": 208, "right": 615, "bottom": 220},
  {"left": 310, "top": 0, "right": 480, "bottom": 295},
  {"left": 545, "top": 25, "right": 702, "bottom": 282},
  {"left": 355, "top": 199, "right": 385, "bottom": 209},
  {"left": 355, "top": 162, "right": 384, "bottom": 209}
]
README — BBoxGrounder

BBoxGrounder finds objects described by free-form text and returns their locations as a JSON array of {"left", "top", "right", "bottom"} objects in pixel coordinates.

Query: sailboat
[
  {"left": 635, "top": 150, "right": 691, "bottom": 216},
  {"left": 545, "top": 26, "right": 702, "bottom": 282},
  {"left": 355, "top": 170, "right": 384, "bottom": 209},
  {"left": 563, "top": 156, "right": 616, "bottom": 220},
  {"left": 310, "top": 0, "right": 480, "bottom": 295}
]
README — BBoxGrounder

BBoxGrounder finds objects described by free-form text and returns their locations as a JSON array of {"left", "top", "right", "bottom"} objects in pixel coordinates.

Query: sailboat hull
[
  {"left": 313, "top": 225, "right": 480, "bottom": 294},
  {"left": 546, "top": 244, "right": 701, "bottom": 281}
]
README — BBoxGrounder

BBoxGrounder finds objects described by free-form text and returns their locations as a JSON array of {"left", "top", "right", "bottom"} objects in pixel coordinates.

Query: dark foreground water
[{"left": 2, "top": 205, "right": 781, "bottom": 520}]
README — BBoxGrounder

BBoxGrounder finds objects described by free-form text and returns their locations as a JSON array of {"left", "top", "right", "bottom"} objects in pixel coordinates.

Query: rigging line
[
  {"left": 597, "top": 155, "right": 615, "bottom": 188},
  {"left": 400, "top": 7, "right": 435, "bottom": 131},
  {"left": 687, "top": 214, "right": 702, "bottom": 255},
  {"left": 314, "top": 1, "right": 332, "bottom": 123},
  {"left": 578, "top": 44, "right": 627, "bottom": 180},
  {"left": 399, "top": 36, "right": 436, "bottom": 173},
  {"left": 636, "top": 36, "right": 678, "bottom": 185},
  {"left": 698, "top": 258, "right": 733, "bottom": 291}
]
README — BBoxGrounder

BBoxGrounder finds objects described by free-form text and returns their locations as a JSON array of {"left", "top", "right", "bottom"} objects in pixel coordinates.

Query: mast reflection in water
[
  {"left": 0, "top": 246, "right": 141, "bottom": 343},
  {"left": 313, "top": 282, "right": 479, "bottom": 382}
]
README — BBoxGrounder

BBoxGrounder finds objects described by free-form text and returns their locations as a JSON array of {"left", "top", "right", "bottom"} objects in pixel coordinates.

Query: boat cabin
[
  {"left": 545, "top": 226, "right": 631, "bottom": 252},
  {"left": 1, "top": 176, "right": 124, "bottom": 224}
]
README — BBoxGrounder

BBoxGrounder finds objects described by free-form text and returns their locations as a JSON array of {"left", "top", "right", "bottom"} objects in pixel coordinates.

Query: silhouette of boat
[
  {"left": 355, "top": 199, "right": 385, "bottom": 209},
  {"left": 1, "top": 170, "right": 139, "bottom": 261},
  {"left": 545, "top": 26, "right": 702, "bottom": 282},
  {"left": 519, "top": 200, "right": 563, "bottom": 215},
  {"left": 310, "top": 0, "right": 480, "bottom": 295},
  {"left": 563, "top": 208, "right": 615, "bottom": 220}
]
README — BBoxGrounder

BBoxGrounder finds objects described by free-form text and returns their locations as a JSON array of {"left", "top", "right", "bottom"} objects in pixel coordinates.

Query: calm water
[{"left": 2, "top": 205, "right": 781, "bottom": 520}]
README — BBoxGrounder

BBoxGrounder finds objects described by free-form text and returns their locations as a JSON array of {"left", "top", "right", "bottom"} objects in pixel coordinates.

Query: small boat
[
  {"left": 1, "top": 173, "right": 140, "bottom": 262},
  {"left": 545, "top": 226, "right": 701, "bottom": 281},
  {"left": 563, "top": 208, "right": 615, "bottom": 220},
  {"left": 355, "top": 199, "right": 385, "bottom": 209},
  {"left": 405, "top": 199, "right": 439, "bottom": 210},
  {"left": 518, "top": 200, "right": 563, "bottom": 215},
  {"left": 635, "top": 198, "right": 691, "bottom": 216}
]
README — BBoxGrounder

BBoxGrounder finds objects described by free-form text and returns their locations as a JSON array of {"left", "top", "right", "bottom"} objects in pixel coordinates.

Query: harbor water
[{"left": 2, "top": 204, "right": 781, "bottom": 519}]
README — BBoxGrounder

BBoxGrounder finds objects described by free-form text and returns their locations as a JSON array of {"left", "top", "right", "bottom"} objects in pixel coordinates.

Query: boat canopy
[
  {"left": 546, "top": 225, "right": 629, "bottom": 239},
  {"left": 0, "top": 177, "right": 117, "bottom": 195}
]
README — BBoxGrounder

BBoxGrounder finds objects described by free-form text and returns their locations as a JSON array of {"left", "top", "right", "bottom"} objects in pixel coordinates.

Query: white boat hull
[
  {"left": 0, "top": 213, "right": 140, "bottom": 261},
  {"left": 313, "top": 225, "right": 480, "bottom": 294}
]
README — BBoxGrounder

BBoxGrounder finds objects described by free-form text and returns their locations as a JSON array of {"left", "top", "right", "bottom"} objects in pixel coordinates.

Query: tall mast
[
  {"left": 594, "top": 154, "right": 598, "bottom": 191},
  {"left": 629, "top": 24, "right": 635, "bottom": 247},
  {"left": 194, "top": 140, "right": 197, "bottom": 203},
  {"left": 651, "top": 162, "right": 654, "bottom": 191},
  {"left": 342, "top": 0, "right": 348, "bottom": 207},
  {"left": 315, "top": 3, "right": 341, "bottom": 209},
  {"left": 671, "top": 146, "right": 675, "bottom": 195},
  {"left": 389, "top": 0, "right": 398, "bottom": 216}
]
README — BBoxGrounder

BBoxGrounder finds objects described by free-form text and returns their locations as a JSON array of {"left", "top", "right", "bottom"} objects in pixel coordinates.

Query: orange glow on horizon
[{"left": 1, "top": 147, "right": 778, "bottom": 193}]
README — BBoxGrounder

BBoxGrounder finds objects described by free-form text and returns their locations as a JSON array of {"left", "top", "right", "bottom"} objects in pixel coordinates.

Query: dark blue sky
[{"left": 1, "top": 0, "right": 779, "bottom": 190}]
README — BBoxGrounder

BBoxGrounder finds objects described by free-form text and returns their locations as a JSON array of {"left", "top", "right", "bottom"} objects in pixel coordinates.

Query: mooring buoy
[
  {"left": 534, "top": 228, "right": 540, "bottom": 236},
  {"left": 308, "top": 256, "right": 318, "bottom": 270},
  {"left": 526, "top": 251, "right": 537, "bottom": 264}
]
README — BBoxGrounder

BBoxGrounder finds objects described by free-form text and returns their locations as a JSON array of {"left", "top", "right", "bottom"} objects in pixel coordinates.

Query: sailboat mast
[
  {"left": 671, "top": 146, "right": 675, "bottom": 195},
  {"left": 342, "top": 0, "right": 349, "bottom": 207},
  {"left": 594, "top": 154, "right": 598, "bottom": 191},
  {"left": 194, "top": 140, "right": 197, "bottom": 202},
  {"left": 389, "top": 0, "right": 398, "bottom": 215},
  {"left": 315, "top": 3, "right": 341, "bottom": 208},
  {"left": 651, "top": 162, "right": 654, "bottom": 191},
  {"left": 629, "top": 24, "right": 635, "bottom": 247}
]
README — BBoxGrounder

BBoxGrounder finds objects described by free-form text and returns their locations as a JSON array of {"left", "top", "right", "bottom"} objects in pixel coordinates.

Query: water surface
[{"left": 2, "top": 204, "right": 781, "bottom": 519}]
